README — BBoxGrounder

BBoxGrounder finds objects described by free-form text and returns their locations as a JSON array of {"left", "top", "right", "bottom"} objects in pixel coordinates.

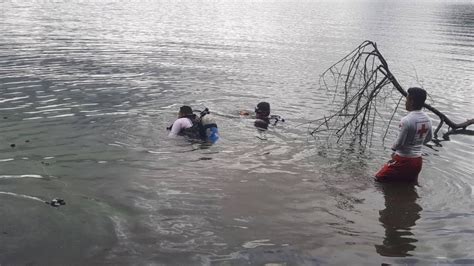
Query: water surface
[{"left": 1, "top": 0, "right": 473, "bottom": 265}]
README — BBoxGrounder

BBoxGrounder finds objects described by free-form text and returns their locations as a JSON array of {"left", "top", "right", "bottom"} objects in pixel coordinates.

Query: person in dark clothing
[{"left": 254, "top": 102, "right": 271, "bottom": 130}]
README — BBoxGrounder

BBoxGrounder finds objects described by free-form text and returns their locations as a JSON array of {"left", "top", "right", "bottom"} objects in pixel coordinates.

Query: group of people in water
[
  {"left": 167, "top": 101, "right": 280, "bottom": 144},
  {"left": 167, "top": 87, "right": 433, "bottom": 183}
]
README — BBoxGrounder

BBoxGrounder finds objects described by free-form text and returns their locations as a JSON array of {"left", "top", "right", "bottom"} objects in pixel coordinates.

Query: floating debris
[
  {"left": 0, "top": 192, "right": 65, "bottom": 208},
  {"left": 46, "top": 198, "right": 66, "bottom": 207}
]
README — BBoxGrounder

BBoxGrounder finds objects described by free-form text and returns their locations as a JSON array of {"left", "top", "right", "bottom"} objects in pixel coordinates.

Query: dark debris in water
[
  {"left": 45, "top": 198, "right": 66, "bottom": 207},
  {"left": 8, "top": 140, "right": 31, "bottom": 148}
]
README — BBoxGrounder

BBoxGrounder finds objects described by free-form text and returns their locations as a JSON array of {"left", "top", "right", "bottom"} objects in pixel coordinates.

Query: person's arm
[
  {"left": 168, "top": 119, "right": 184, "bottom": 137},
  {"left": 391, "top": 118, "right": 409, "bottom": 152}
]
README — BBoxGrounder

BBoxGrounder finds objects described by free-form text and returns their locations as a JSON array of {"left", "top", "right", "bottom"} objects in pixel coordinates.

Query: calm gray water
[{"left": 1, "top": 0, "right": 473, "bottom": 265}]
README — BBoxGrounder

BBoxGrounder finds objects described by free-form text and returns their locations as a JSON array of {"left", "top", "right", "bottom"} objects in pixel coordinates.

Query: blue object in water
[{"left": 208, "top": 127, "right": 219, "bottom": 143}]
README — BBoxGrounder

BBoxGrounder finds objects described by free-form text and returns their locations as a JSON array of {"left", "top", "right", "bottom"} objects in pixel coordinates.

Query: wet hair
[
  {"left": 407, "top": 87, "right": 427, "bottom": 110},
  {"left": 255, "top": 102, "right": 270, "bottom": 117},
  {"left": 179, "top": 105, "right": 193, "bottom": 116}
]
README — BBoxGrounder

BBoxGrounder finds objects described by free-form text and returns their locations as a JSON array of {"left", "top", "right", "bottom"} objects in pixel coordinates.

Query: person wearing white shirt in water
[
  {"left": 168, "top": 105, "right": 195, "bottom": 137},
  {"left": 375, "top": 87, "right": 433, "bottom": 182},
  {"left": 167, "top": 105, "right": 220, "bottom": 143}
]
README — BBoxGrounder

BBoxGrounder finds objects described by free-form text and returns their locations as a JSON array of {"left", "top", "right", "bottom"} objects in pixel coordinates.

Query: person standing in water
[{"left": 375, "top": 87, "right": 433, "bottom": 182}]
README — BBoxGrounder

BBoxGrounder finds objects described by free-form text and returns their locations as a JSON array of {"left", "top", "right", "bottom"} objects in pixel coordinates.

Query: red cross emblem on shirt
[{"left": 417, "top": 123, "right": 428, "bottom": 138}]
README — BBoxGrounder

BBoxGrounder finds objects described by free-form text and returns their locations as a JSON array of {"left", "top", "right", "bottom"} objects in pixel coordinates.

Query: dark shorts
[{"left": 375, "top": 154, "right": 422, "bottom": 182}]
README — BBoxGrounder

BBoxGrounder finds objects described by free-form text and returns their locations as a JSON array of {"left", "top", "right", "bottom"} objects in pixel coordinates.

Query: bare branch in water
[{"left": 310, "top": 40, "right": 473, "bottom": 145}]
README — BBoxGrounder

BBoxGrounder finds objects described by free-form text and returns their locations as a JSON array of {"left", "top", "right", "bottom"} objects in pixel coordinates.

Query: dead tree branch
[{"left": 311, "top": 40, "right": 473, "bottom": 144}]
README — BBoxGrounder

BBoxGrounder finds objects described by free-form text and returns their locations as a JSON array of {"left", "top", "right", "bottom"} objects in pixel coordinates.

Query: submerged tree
[{"left": 310, "top": 40, "right": 473, "bottom": 146}]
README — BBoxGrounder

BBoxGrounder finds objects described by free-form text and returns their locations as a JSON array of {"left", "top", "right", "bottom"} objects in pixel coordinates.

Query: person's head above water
[
  {"left": 406, "top": 87, "right": 427, "bottom": 111},
  {"left": 255, "top": 102, "right": 270, "bottom": 118},
  {"left": 179, "top": 105, "right": 193, "bottom": 118}
]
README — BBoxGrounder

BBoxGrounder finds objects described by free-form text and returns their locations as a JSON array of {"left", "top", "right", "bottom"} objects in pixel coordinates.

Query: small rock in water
[
  {"left": 10, "top": 144, "right": 16, "bottom": 148},
  {"left": 25, "top": 140, "right": 30, "bottom": 143}
]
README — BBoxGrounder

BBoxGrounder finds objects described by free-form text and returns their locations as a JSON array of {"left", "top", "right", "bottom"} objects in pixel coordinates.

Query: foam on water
[
  {"left": 0, "top": 191, "right": 44, "bottom": 203},
  {"left": 0, "top": 174, "right": 44, "bottom": 179}
]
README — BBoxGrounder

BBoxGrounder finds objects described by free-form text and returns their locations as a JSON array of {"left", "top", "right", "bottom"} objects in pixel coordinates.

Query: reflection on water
[{"left": 376, "top": 183, "right": 421, "bottom": 257}]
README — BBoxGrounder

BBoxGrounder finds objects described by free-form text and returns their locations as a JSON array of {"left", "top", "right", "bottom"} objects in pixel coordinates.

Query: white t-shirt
[
  {"left": 393, "top": 110, "right": 433, "bottom": 158},
  {"left": 168, "top": 117, "right": 193, "bottom": 137}
]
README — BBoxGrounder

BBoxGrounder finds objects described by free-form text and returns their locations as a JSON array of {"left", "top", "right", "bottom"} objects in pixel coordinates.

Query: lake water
[{"left": 1, "top": 0, "right": 473, "bottom": 265}]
